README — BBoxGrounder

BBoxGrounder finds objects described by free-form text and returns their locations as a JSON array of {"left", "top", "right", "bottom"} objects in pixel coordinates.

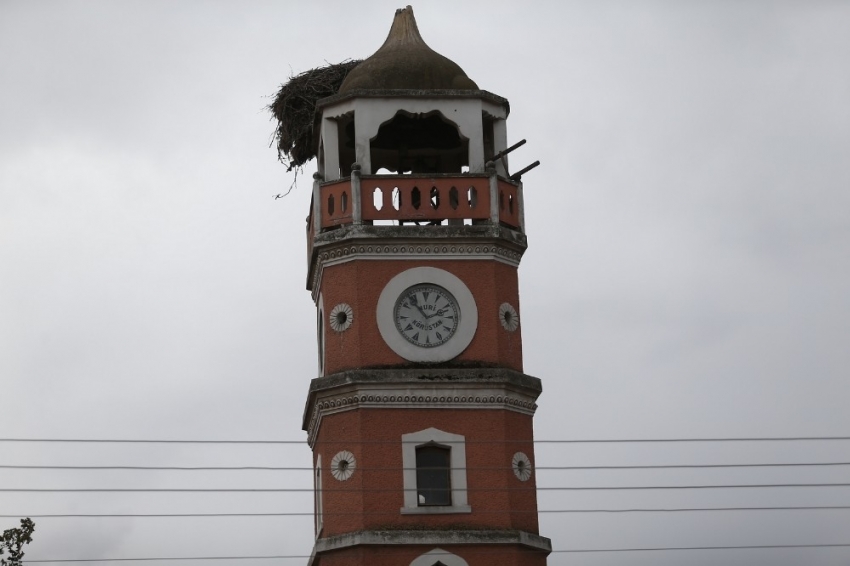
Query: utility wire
[
  {"left": 3, "top": 461, "right": 850, "bottom": 471},
  {"left": 19, "top": 543, "right": 850, "bottom": 562},
  {"left": 1, "top": 436, "right": 849, "bottom": 444},
  {"left": 4, "top": 506, "right": 850, "bottom": 518},
  {"left": 3, "top": 483, "right": 850, "bottom": 492}
]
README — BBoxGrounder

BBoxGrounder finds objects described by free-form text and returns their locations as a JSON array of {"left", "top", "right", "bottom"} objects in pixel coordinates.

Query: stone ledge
[
  {"left": 311, "top": 367, "right": 541, "bottom": 393},
  {"left": 316, "top": 89, "right": 510, "bottom": 113},
  {"left": 310, "top": 529, "right": 551, "bottom": 563},
  {"left": 312, "top": 224, "right": 528, "bottom": 250}
]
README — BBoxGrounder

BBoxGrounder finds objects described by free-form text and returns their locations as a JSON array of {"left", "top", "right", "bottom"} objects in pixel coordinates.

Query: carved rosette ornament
[
  {"left": 512, "top": 452, "right": 532, "bottom": 481},
  {"left": 330, "top": 450, "right": 356, "bottom": 481},
  {"left": 499, "top": 302, "right": 519, "bottom": 332},
  {"left": 329, "top": 303, "right": 354, "bottom": 332}
]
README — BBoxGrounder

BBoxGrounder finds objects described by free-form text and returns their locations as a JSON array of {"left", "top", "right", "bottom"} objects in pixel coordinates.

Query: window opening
[
  {"left": 449, "top": 187, "right": 459, "bottom": 210},
  {"left": 467, "top": 187, "right": 478, "bottom": 208},
  {"left": 373, "top": 188, "right": 384, "bottom": 211},
  {"left": 392, "top": 187, "right": 402, "bottom": 211},
  {"left": 370, "top": 111, "right": 468, "bottom": 174},
  {"left": 416, "top": 444, "right": 451, "bottom": 506},
  {"left": 430, "top": 186, "right": 440, "bottom": 209}
]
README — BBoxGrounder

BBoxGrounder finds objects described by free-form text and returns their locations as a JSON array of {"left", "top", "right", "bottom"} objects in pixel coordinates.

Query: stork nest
[{"left": 268, "top": 60, "right": 362, "bottom": 171}]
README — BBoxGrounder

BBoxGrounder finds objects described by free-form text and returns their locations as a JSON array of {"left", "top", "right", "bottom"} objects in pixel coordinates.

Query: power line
[
  {"left": 3, "top": 461, "right": 849, "bottom": 471},
  {"left": 3, "top": 483, "right": 850, "bottom": 492},
  {"left": 4, "top": 506, "right": 850, "bottom": 518},
  {"left": 553, "top": 543, "right": 850, "bottom": 553},
  {"left": 1, "top": 435, "right": 849, "bottom": 444},
  {"left": 19, "top": 543, "right": 850, "bottom": 562}
]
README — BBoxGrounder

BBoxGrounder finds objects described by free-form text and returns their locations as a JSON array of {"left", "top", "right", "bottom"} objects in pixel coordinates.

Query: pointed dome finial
[{"left": 338, "top": 6, "right": 478, "bottom": 93}]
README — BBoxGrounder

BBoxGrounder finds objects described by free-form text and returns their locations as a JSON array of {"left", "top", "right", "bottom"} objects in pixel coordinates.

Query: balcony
[{"left": 308, "top": 167, "right": 524, "bottom": 236}]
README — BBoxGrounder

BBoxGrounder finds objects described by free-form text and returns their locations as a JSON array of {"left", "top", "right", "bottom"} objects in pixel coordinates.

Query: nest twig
[{"left": 268, "top": 60, "right": 361, "bottom": 172}]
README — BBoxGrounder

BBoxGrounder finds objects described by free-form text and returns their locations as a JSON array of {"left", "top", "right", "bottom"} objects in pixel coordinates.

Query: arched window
[{"left": 370, "top": 111, "right": 469, "bottom": 174}]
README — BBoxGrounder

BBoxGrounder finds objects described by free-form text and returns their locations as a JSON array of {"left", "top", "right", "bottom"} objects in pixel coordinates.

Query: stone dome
[{"left": 338, "top": 6, "right": 478, "bottom": 94}]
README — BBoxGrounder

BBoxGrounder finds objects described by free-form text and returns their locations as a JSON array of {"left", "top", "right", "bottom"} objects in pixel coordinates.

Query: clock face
[{"left": 394, "top": 284, "right": 460, "bottom": 348}]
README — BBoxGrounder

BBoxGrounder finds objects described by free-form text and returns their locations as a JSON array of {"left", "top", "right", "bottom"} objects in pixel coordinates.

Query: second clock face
[{"left": 394, "top": 284, "right": 460, "bottom": 348}]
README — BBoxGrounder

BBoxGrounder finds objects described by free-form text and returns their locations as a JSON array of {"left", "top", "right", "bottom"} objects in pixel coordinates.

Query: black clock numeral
[
  {"left": 423, "top": 291, "right": 430, "bottom": 302},
  {"left": 435, "top": 331, "right": 443, "bottom": 341},
  {"left": 443, "top": 326, "right": 452, "bottom": 333},
  {"left": 404, "top": 323, "right": 413, "bottom": 331}
]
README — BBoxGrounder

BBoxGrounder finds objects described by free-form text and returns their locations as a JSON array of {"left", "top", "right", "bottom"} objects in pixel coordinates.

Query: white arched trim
[
  {"left": 410, "top": 548, "right": 469, "bottom": 566},
  {"left": 400, "top": 427, "right": 471, "bottom": 515}
]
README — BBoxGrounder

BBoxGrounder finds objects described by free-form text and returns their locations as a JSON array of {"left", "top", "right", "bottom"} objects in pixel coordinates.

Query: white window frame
[
  {"left": 401, "top": 427, "right": 471, "bottom": 514},
  {"left": 316, "top": 294, "right": 325, "bottom": 377},
  {"left": 410, "top": 548, "right": 469, "bottom": 566},
  {"left": 314, "top": 454, "right": 323, "bottom": 536}
]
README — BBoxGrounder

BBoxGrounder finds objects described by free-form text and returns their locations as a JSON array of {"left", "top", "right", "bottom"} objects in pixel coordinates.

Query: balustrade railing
[{"left": 310, "top": 169, "right": 524, "bottom": 242}]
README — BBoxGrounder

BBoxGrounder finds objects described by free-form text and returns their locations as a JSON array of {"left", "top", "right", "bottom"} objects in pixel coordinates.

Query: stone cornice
[
  {"left": 309, "top": 528, "right": 551, "bottom": 565},
  {"left": 307, "top": 225, "right": 527, "bottom": 295},
  {"left": 302, "top": 368, "right": 542, "bottom": 446},
  {"left": 316, "top": 89, "right": 510, "bottom": 114}
]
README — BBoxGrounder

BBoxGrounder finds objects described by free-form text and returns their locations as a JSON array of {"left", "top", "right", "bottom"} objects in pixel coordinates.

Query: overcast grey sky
[{"left": 1, "top": 1, "right": 849, "bottom": 565}]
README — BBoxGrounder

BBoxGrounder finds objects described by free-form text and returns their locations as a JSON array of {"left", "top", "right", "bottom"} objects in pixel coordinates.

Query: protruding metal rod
[
  {"left": 509, "top": 160, "right": 540, "bottom": 181},
  {"left": 488, "top": 139, "right": 526, "bottom": 163}
]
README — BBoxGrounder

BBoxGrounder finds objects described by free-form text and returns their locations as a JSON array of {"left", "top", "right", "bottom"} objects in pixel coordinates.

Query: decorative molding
[
  {"left": 302, "top": 368, "right": 543, "bottom": 446},
  {"left": 512, "top": 452, "right": 532, "bottom": 481},
  {"left": 330, "top": 450, "right": 356, "bottom": 481},
  {"left": 328, "top": 303, "right": 353, "bottom": 332},
  {"left": 309, "top": 529, "right": 552, "bottom": 561},
  {"left": 310, "top": 241, "right": 523, "bottom": 301},
  {"left": 499, "top": 302, "right": 519, "bottom": 332},
  {"left": 306, "top": 386, "right": 538, "bottom": 447}
]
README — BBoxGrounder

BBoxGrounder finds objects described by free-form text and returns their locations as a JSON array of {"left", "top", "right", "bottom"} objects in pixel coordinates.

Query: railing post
[
  {"left": 517, "top": 180, "right": 526, "bottom": 234},
  {"left": 351, "top": 163, "right": 362, "bottom": 225},
  {"left": 312, "top": 172, "right": 322, "bottom": 238},
  {"left": 487, "top": 161, "right": 499, "bottom": 225}
]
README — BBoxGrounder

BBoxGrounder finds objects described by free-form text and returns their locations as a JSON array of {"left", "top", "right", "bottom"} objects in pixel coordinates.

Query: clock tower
[{"left": 301, "top": 7, "right": 550, "bottom": 566}]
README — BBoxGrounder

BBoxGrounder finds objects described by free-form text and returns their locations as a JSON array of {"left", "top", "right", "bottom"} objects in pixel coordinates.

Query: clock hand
[{"left": 409, "top": 296, "right": 429, "bottom": 320}]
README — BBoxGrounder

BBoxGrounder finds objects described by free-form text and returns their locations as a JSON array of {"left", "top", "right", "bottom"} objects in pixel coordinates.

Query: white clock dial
[{"left": 394, "top": 284, "right": 460, "bottom": 348}]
